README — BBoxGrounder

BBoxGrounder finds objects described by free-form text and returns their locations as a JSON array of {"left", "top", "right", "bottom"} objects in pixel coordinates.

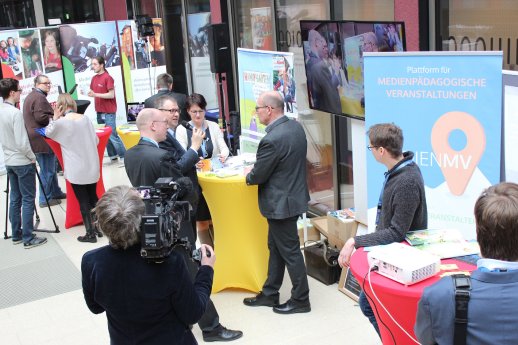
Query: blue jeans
[
  {"left": 359, "top": 290, "right": 381, "bottom": 338},
  {"left": 35, "top": 152, "right": 64, "bottom": 204},
  {"left": 97, "top": 112, "right": 126, "bottom": 159},
  {"left": 7, "top": 164, "right": 36, "bottom": 243}
]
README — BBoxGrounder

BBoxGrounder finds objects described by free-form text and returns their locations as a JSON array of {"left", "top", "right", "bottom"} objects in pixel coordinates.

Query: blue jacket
[{"left": 415, "top": 269, "right": 518, "bottom": 345}]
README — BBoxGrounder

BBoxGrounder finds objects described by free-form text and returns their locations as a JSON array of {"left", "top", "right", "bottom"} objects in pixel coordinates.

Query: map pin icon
[{"left": 431, "top": 111, "right": 486, "bottom": 196}]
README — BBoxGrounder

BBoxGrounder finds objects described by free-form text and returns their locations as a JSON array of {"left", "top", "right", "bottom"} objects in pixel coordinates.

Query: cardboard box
[
  {"left": 325, "top": 215, "right": 358, "bottom": 249},
  {"left": 298, "top": 224, "right": 321, "bottom": 247}
]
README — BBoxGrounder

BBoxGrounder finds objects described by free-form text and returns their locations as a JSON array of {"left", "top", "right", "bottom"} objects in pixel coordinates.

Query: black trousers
[
  {"left": 173, "top": 245, "right": 220, "bottom": 332},
  {"left": 262, "top": 216, "right": 310, "bottom": 303},
  {"left": 71, "top": 183, "right": 98, "bottom": 214}
]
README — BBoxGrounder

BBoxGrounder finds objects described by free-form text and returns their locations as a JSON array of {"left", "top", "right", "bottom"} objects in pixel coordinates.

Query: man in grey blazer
[
  {"left": 243, "top": 91, "right": 311, "bottom": 314},
  {"left": 415, "top": 182, "right": 518, "bottom": 345}
]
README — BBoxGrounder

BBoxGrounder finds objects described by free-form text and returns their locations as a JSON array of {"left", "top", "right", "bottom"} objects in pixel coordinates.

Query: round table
[
  {"left": 349, "top": 247, "right": 476, "bottom": 344},
  {"left": 197, "top": 172, "right": 269, "bottom": 293},
  {"left": 116, "top": 124, "right": 140, "bottom": 149},
  {"left": 44, "top": 126, "right": 111, "bottom": 229}
]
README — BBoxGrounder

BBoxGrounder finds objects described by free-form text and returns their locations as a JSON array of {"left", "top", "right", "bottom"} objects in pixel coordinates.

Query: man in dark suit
[
  {"left": 144, "top": 73, "right": 189, "bottom": 123},
  {"left": 124, "top": 108, "right": 242, "bottom": 342},
  {"left": 155, "top": 94, "right": 204, "bottom": 241},
  {"left": 243, "top": 91, "right": 311, "bottom": 314}
]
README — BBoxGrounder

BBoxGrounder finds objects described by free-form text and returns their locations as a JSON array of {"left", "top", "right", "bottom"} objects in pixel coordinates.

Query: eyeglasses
[
  {"left": 159, "top": 108, "right": 180, "bottom": 114},
  {"left": 39, "top": 82, "right": 52, "bottom": 85},
  {"left": 367, "top": 145, "right": 380, "bottom": 151},
  {"left": 255, "top": 105, "right": 276, "bottom": 111},
  {"left": 189, "top": 110, "right": 205, "bottom": 115}
]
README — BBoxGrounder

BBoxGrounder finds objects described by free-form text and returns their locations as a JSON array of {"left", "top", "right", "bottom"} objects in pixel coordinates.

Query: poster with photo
[
  {"left": 60, "top": 21, "right": 126, "bottom": 124},
  {"left": 0, "top": 27, "right": 65, "bottom": 109},
  {"left": 237, "top": 48, "right": 295, "bottom": 153},
  {"left": 188, "top": 12, "right": 218, "bottom": 109},
  {"left": 0, "top": 32, "right": 23, "bottom": 80},
  {"left": 250, "top": 7, "right": 273, "bottom": 51},
  {"left": 117, "top": 19, "right": 167, "bottom": 103}
]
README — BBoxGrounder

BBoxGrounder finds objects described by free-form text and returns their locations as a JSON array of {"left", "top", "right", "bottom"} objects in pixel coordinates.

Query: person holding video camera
[
  {"left": 124, "top": 108, "right": 243, "bottom": 342},
  {"left": 81, "top": 185, "right": 215, "bottom": 345}
]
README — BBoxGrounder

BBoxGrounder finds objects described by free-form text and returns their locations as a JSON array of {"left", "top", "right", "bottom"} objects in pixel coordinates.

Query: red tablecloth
[
  {"left": 350, "top": 247, "right": 476, "bottom": 345},
  {"left": 44, "top": 126, "right": 111, "bottom": 229}
]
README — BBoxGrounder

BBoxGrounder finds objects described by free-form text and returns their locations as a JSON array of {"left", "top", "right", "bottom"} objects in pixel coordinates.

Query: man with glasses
[
  {"left": 0, "top": 78, "right": 47, "bottom": 248},
  {"left": 144, "top": 73, "right": 189, "bottom": 123},
  {"left": 338, "top": 122, "right": 427, "bottom": 337},
  {"left": 124, "top": 107, "right": 243, "bottom": 342},
  {"left": 23, "top": 74, "right": 66, "bottom": 208},
  {"left": 243, "top": 91, "right": 311, "bottom": 315}
]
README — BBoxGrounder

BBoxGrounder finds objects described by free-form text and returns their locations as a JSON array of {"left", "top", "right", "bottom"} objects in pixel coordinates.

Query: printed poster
[
  {"left": 237, "top": 48, "right": 296, "bottom": 153},
  {"left": 187, "top": 12, "right": 218, "bottom": 110},
  {"left": 0, "top": 27, "right": 65, "bottom": 108},
  {"left": 364, "top": 52, "right": 502, "bottom": 240},
  {"left": 60, "top": 21, "right": 126, "bottom": 124},
  {"left": 117, "top": 19, "right": 167, "bottom": 103}
]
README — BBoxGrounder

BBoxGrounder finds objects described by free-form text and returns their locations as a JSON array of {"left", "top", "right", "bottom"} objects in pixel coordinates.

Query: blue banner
[{"left": 364, "top": 52, "right": 502, "bottom": 239}]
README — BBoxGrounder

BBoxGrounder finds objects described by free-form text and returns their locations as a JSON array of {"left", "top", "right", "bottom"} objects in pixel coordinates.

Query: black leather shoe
[
  {"left": 202, "top": 325, "right": 243, "bottom": 342},
  {"left": 273, "top": 299, "right": 311, "bottom": 314},
  {"left": 243, "top": 292, "right": 279, "bottom": 307}
]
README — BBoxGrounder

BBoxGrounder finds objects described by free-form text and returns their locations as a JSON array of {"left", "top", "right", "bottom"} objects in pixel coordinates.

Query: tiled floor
[{"left": 0, "top": 162, "right": 380, "bottom": 345}]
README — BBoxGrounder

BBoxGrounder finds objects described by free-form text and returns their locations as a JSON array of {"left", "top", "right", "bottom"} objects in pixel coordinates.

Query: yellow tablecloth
[
  {"left": 116, "top": 124, "right": 140, "bottom": 150},
  {"left": 198, "top": 172, "right": 268, "bottom": 293}
]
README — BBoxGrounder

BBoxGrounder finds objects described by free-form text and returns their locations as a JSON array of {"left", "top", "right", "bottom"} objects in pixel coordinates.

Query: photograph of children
[
  {"left": 0, "top": 31, "right": 23, "bottom": 80},
  {"left": 127, "top": 103, "right": 144, "bottom": 122},
  {"left": 41, "top": 28, "right": 63, "bottom": 73},
  {"left": 119, "top": 23, "right": 136, "bottom": 70},
  {"left": 273, "top": 56, "right": 296, "bottom": 113},
  {"left": 148, "top": 19, "right": 165, "bottom": 66},
  {"left": 187, "top": 12, "right": 210, "bottom": 58},
  {"left": 59, "top": 22, "right": 121, "bottom": 73},
  {"left": 19, "top": 29, "right": 43, "bottom": 78},
  {"left": 250, "top": 7, "right": 273, "bottom": 51}
]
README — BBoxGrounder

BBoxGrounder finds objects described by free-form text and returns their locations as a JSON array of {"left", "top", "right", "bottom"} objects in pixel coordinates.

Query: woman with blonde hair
[{"left": 45, "top": 93, "right": 100, "bottom": 242}]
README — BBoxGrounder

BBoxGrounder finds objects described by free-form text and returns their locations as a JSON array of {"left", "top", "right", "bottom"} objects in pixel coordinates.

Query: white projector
[{"left": 367, "top": 243, "right": 440, "bottom": 285}]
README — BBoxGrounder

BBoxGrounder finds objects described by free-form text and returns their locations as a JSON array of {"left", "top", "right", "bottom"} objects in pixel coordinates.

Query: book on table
[{"left": 405, "top": 229, "right": 479, "bottom": 259}]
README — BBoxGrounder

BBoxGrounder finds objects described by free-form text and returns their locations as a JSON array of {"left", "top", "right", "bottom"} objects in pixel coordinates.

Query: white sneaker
[
  {"left": 118, "top": 158, "right": 125, "bottom": 168},
  {"left": 103, "top": 158, "right": 118, "bottom": 166}
]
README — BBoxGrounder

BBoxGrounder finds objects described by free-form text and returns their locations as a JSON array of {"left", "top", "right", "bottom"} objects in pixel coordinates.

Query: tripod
[{"left": 3, "top": 165, "right": 60, "bottom": 240}]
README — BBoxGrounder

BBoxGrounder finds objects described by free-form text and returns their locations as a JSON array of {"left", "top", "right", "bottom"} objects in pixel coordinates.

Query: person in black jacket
[
  {"left": 124, "top": 108, "right": 243, "bottom": 342},
  {"left": 81, "top": 185, "right": 215, "bottom": 345},
  {"left": 144, "top": 73, "right": 189, "bottom": 123},
  {"left": 243, "top": 91, "right": 311, "bottom": 314}
]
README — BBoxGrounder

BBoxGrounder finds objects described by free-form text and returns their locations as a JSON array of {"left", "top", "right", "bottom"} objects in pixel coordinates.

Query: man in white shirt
[{"left": 0, "top": 78, "right": 47, "bottom": 248}]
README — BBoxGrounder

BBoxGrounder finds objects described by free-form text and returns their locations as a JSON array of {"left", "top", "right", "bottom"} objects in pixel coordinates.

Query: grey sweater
[
  {"left": 355, "top": 151, "right": 427, "bottom": 248},
  {"left": 0, "top": 103, "right": 35, "bottom": 166}
]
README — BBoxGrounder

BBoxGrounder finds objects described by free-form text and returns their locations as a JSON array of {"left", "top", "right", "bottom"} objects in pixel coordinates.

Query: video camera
[{"left": 138, "top": 177, "right": 203, "bottom": 263}]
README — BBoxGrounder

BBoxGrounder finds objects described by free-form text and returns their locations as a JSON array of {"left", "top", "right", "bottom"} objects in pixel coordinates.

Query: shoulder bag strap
[{"left": 452, "top": 273, "right": 471, "bottom": 345}]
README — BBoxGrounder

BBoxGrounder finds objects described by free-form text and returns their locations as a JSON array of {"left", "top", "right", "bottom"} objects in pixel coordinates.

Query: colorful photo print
[
  {"left": 19, "top": 29, "right": 43, "bottom": 78},
  {"left": 188, "top": 12, "right": 211, "bottom": 58},
  {"left": 119, "top": 21, "right": 136, "bottom": 70},
  {"left": 59, "top": 22, "right": 121, "bottom": 73},
  {"left": 148, "top": 18, "right": 165, "bottom": 67},
  {"left": 0, "top": 31, "right": 23, "bottom": 80},
  {"left": 41, "top": 28, "right": 63, "bottom": 73}
]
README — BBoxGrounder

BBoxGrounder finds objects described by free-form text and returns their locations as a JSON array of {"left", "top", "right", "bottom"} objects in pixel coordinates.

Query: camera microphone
[
  {"left": 176, "top": 177, "right": 193, "bottom": 198},
  {"left": 181, "top": 120, "right": 194, "bottom": 131}
]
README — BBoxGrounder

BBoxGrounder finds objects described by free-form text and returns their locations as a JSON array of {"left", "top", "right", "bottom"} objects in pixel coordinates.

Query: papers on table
[{"left": 405, "top": 229, "right": 480, "bottom": 259}]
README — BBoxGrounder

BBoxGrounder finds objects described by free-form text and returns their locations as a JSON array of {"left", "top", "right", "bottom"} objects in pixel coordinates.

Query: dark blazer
[
  {"left": 159, "top": 131, "right": 199, "bottom": 191},
  {"left": 124, "top": 138, "right": 183, "bottom": 187},
  {"left": 246, "top": 116, "right": 309, "bottom": 219},
  {"left": 144, "top": 90, "right": 189, "bottom": 123},
  {"left": 415, "top": 269, "right": 518, "bottom": 345},
  {"left": 23, "top": 88, "right": 52, "bottom": 153},
  {"left": 82, "top": 244, "right": 213, "bottom": 345}
]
